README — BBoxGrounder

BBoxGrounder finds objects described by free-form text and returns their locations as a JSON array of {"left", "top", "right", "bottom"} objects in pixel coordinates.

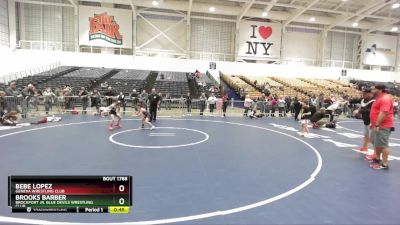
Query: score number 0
[{"left": 119, "top": 185, "right": 126, "bottom": 205}]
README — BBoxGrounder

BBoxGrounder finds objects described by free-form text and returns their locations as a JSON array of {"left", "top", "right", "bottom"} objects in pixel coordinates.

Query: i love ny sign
[{"left": 238, "top": 21, "right": 282, "bottom": 59}]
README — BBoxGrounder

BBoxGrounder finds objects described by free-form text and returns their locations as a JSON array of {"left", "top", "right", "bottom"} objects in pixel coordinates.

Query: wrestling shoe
[
  {"left": 357, "top": 147, "right": 368, "bottom": 152},
  {"left": 368, "top": 158, "right": 381, "bottom": 166},
  {"left": 365, "top": 153, "right": 376, "bottom": 161},
  {"left": 371, "top": 163, "right": 389, "bottom": 170}
]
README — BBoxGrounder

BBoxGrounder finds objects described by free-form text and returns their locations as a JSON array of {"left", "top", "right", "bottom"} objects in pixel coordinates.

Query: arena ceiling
[{"left": 18, "top": 0, "right": 400, "bottom": 34}]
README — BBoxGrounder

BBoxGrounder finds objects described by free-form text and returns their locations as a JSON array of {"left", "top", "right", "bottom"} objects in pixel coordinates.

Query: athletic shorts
[
  {"left": 301, "top": 119, "right": 309, "bottom": 125},
  {"left": 364, "top": 125, "right": 371, "bottom": 138},
  {"left": 370, "top": 128, "right": 391, "bottom": 148},
  {"left": 110, "top": 109, "right": 117, "bottom": 116}
]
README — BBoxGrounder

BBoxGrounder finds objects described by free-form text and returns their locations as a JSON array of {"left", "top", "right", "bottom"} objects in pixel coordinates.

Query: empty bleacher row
[
  {"left": 98, "top": 70, "right": 150, "bottom": 94},
  {"left": 35, "top": 67, "right": 114, "bottom": 93},
  {"left": 15, "top": 66, "right": 77, "bottom": 89},
  {"left": 153, "top": 72, "right": 190, "bottom": 97}
]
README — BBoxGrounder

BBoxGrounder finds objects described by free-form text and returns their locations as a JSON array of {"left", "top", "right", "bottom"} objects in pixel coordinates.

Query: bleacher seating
[
  {"left": 153, "top": 72, "right": 190, "bottom": 97},
  {"left": 37, "top": 67, "right": 113, "bottom": 92},
  {"left": 15, "top": 66, "right": 75, "bottom": 89},
  {"left": 221, "top": 74, "right": 262, "bottom": 99},
  {"left": 195, "top": 74, "right": 213, "bottom": 94},
  {"left": 98, "top": 70, "right": 150, "bottom": 94},
  {"left": 239, "top": 76, "right": 304, "bottom": 99}
]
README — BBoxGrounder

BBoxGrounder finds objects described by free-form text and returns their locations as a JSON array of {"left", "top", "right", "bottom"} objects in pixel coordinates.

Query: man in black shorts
[{"left": 148, "top": 88, "right": 161, "bottom": 122}]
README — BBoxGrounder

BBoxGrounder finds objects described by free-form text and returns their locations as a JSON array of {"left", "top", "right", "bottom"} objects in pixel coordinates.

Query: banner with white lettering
[
  {"left": 79, "top": 6, "right": 132, "bottom": 48},
  {"left": 363, "top": 34, "right": 397, "bottom": 67},
  {"left": 238, "top": 21, "right": 282, "bottom": 60}
]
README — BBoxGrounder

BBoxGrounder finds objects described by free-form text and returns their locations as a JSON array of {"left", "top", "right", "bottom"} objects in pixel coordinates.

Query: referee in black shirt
[{"left": 148, "top": 88, "right": 161, "bottom": 122}]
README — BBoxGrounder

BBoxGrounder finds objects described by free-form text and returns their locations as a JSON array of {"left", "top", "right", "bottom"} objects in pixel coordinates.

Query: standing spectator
[
  {"left": 117, "top": 92, "right": 126, "bottom": 115},
  {"left": 31, "top": 87, "right": 39, "bottom": 112},
  {"left": 139, "top": 90, "right": 149, "bottom": 109},
  {"left": 278, "top": 97, "right": 286, "bottom": 117},
  {"left": 158, "top": 92, "right": 163, "bottom": 112},
  {"left": 243, "top": 95, "right": 253, "bottom": 116},
  {"left": 165, "top": 93, "right": 171, "bottom": 110},
  {"left": 21, "top": 84, "right": 35, "bottom": 118},
  {"left": 91, "top": 89, "right": 102, "bottom": 113},
  {"left": 105, "top": 86, "right": 115, "bottom": 106},
  {"left": 208, "top": 93, "right": 217, "bottom": 114},
  {"left": 130, "top": 89, "right": 138, "bottom": 111},
  {"left": 318, "top": 93, "right": 324, "bottom": 109},
  {"left": 5, "top": 82, "right": 22, "bottom": 113},
  {"left": 369, "top": 84, "right": 394, "bottom": 170},
  {"left": 199, "top": 93, "right": 207, "bottom": 116},
  {"left": 56, "top": 88, "right": 65, "bottom": 113},
  {"left": 221, "top": 92, "right": 229, "bottom": 117},
  {"left": 79, "top": 87, "right": 89, "bottom": 115},
  {"left": 293, "top": 97, "right": 302, "bottom": 121},
  {"left": 258, "top": 94, "right": 266, "bottom": 115},
  {"left": 43, "top": 87, "right": 55, "bottom": 115},
  {"left": 285, "top": 96, "right": 292, "bottom": 114},
  {"left": 63, "top": 86, "right": 72, "bottom": 111},
  {"left": 265, "top": 97, "right": 272, "bottom": 117},
  {"left": 148, "top": 88, "right": 161, "bottom": 122},
  {"left": 271, "top": 97, "right": 278, "bottom": 117},
  {"left": 355, "top": 88, "right": 375, "bottom": 152},
  {"left": 185, "top": 92, "right": 192, "bottom": 116}
]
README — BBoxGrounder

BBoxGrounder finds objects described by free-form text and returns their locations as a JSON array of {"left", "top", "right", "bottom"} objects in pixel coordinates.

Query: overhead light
[
  {"left": 342, "top": 0, "right": 347, "bottom": 2},
  {"left": 152, "top": 1, "right": 159, "bottom": 6},
  {"left": 262, "top": 11, "right": 268, "bottom": 17},
  {"left": 352, "top": 22, "right": 359, "bottom": 27},
  {"left": 309, "top": 17, "right": 316, "bottom": 22},
  {"left": 391, "top": 26, "right": 399, "bottom": 32},
  {"left": 209, "top": 6, "right": 216, "bottom": 12},
  {"left": 392, "top": 3, "right": 400, "bottom": 9}
]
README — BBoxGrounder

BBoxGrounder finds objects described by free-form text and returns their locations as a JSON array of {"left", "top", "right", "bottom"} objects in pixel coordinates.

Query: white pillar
[
  {"left": 101, "top": 3, "right": 114, "bottom": 54},
  {"left": 74, "top": 7, "right": 78, "bottom": 52},
  {"left": 8, "top": 0, "right": 17, "bottom": 49},
  {"left": 132, "top": 7, "right": 137, "bottom": 56},
  {"left": 234, "top": 21, "right": 240, "bottom": 62},
  {"left": 395, "top": 35, "right": 399, "bottom": 72},
  {"left": 186, "top": 19, "right": 190, "bottom": 59}
]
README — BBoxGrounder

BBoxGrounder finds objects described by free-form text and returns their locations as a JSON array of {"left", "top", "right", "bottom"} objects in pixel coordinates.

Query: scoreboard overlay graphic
[{"left": 8, "top": 176, "right": 132, "bottom": 213}]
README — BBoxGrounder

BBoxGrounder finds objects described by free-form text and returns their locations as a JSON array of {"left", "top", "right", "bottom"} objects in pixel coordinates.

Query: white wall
[
  {"left": 18, "top": 2, "right": 74, "bottom": 50},
  {"left": 190, "top": 18, "right": 235, "bottom": 60},
  {"left": 324, "top": 31, "right": 359, "bottom": 63},
  {"left": 0, "top": 49, "right": 398, "bottom": 83},
  {"left": 137, "top": 13, "right": 186, "bottom": 53},
  {"left": 282, "top": 28, "right": 319, "bottom": 60},
  {"left": 0, "top": 0, "right": 9, "bottom": 47}
]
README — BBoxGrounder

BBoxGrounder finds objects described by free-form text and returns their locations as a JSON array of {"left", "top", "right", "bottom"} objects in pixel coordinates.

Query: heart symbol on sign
[{"left": 258, "top": 26, "right": 273, "bottom": 40}]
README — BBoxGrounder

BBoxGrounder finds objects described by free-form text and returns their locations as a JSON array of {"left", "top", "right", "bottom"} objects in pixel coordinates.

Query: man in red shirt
[{"left": 369, "top": 84, "right": 394, "bottom": 170}]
